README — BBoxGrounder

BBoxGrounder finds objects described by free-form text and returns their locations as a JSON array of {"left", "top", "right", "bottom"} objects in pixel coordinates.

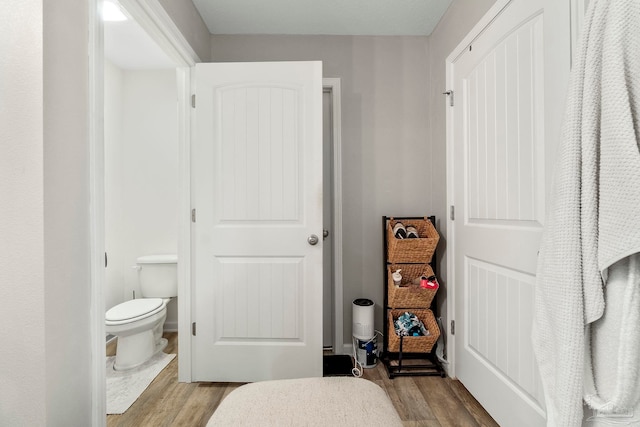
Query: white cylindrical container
[{"left": 352, "top": 298, "right": 374, "bottom": 340}]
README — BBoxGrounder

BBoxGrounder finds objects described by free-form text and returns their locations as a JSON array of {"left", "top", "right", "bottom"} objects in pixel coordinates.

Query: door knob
[
  {"left": 323, "top": 229, "right": 329, "bottom": 240},
  {"left": 308, "top": 234, "right": 319, "bottom": 245}
]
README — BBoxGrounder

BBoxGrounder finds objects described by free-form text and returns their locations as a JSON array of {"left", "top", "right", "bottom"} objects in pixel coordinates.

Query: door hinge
[
  {"left": 191, "top": 94, "right": 196, "bottom": 108},
  {"left": 451, "top": 320, "right": 455, "bottom": 335},
  {"left": 443, "top": 90, "right": 454, "bottom": 107},
  {"left": 450, "top": 205, "right": 455, "bottom": 221},
  {"left": 191, "top": 208, "right": 196, "bottom": 223},
  {"left": 192, "top": 322, "right": 196, "bottom": 336}
]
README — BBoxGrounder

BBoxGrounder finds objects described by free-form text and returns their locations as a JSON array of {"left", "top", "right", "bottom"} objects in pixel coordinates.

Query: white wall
[
  {"left": 43, "top": 0, "right": 93, "bottom": 423},
  {"left": 104, "top": 66, "right": 179, "bottom": 328},
  {"left": 105, "top": 60, "right": 126, "bottom": 312},
  {"left": 210, "top": 35, "right": 432, "bottom": 343},
  {"left": 0, "top": 0, "right": 93, "bottom": 425},
  {"left": 0, "top": 1, "right": 46, "bottom": 425}
]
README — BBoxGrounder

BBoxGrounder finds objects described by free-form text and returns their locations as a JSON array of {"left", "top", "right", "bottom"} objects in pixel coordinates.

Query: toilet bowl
[
  {"left": 106, "top": 298, "right": 169, "bottom": 370},
  {"left": 106, "top": 254, "right": 177, "bottom": 371}
]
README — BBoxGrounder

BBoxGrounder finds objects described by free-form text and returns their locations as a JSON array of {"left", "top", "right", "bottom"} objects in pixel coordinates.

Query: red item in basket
[{"left": 420, "top": 275, "right": 439, "bottom": 290}]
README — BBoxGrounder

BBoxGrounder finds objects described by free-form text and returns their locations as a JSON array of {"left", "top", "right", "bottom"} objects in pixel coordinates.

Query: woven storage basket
[
  {"left": 387, "top": 218, "right": 439, "bottom": 263},
  {"left": 387, "top": 264, "right": 437, "bottom": 308},
  {"left": 387, "top": 309, "right": 440, "bottom": 353}
]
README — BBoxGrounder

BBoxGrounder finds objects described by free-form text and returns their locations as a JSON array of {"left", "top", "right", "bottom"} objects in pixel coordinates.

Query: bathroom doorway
[{"left": 102, "top": 0, "right": 181, "bottom": 376}]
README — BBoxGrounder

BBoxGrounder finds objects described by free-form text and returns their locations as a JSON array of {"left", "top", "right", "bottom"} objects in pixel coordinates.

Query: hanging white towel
[
  {"left": 532, "top": 0, "right": 640, "bottom": 425},
  {"left": 584, "top": 253, "right": 640, "bottom": 421}
]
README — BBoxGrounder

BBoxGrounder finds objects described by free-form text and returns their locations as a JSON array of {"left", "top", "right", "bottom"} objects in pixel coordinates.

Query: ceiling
[
  {"left": 104, "top": 0, "right": 454, "bottom": 70},
  {"left": 192, "top": 0, "right": 454, "bottom": 36}
]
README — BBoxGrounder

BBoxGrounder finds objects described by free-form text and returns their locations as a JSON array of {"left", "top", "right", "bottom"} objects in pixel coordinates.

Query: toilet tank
[{"left": 137, "top": 254, "right": 178, "bottom": 298}]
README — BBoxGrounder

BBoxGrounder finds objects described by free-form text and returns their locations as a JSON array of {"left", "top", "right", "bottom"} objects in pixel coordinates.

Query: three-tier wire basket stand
[{"left": 381, "top": 215, "right": 445, "bottom": 378}]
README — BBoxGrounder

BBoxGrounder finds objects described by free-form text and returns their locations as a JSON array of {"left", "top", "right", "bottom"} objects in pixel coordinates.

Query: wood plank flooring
[{"left": 107, "top": 333, "right": 498, "bottom": 427}]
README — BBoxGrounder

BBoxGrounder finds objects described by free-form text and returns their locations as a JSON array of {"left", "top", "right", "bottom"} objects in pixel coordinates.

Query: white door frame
[
  {"left": 88, "top": 1, "right": 105, "bottom": 423},
  {"left": 89, "top": 3, "right": 345, "bottom": 422},
  {"left": 323, "top": 78, "right": 344, "bottom": 354},
  {"left": 89, "top": 0, "right": 198, "bottom": 424}
]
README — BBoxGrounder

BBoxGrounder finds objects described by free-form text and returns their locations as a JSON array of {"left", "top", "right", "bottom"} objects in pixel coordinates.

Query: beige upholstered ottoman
[{"left": 207, "top": 377, "right": 403, "bottom": 426}]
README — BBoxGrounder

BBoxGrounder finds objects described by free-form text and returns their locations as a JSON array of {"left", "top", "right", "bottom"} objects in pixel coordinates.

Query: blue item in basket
[{"left": 394, "top": 311, "right": 430, "bottom": 337}]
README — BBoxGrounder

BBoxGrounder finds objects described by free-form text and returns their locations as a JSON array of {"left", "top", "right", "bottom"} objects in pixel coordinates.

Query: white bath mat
[{"left": 106, "top": 352, "right": 176, "bottom": 414}]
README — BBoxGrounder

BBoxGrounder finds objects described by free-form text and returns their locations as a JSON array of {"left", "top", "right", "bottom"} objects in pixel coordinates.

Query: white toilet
[{"left": 106, "top": 254, "right": 177, "bottom": 370}]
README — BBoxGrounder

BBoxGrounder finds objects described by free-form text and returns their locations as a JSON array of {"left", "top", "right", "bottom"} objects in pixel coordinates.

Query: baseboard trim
[{"left": 164, "top": 321, "right": 178, "bottom": 332}]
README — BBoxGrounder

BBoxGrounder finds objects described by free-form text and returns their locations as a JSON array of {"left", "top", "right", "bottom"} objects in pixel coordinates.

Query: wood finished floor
[{"left": 107, "top": 332, "right": 498, "bottom": 427}]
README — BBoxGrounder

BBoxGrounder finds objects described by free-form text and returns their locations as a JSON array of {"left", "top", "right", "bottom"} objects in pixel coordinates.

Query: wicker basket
[
  {"left": 387, "top": 309, "right": 440, "bottom": 353},
  {"left": 387, "top": 218, "right": 439, "bottom": 263},
  {"left": 387, "top": 264, "right": 437, "bottom": 308}
]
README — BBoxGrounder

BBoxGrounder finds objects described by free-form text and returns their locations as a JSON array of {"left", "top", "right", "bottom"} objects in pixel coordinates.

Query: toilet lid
[{"left": 105, "top": 298, "right": 164, "bottom": 322}]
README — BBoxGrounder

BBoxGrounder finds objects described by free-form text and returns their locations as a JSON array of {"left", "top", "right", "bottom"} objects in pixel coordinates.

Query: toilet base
[
  {"left": 156, "top": 337, "right": 168, "bottom": 354},
  {"left": 113, "top": 332, "right": 168, "bottom": 371}
]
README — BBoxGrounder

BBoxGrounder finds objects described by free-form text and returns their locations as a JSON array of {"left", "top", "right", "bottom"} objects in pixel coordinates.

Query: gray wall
[
  {"left": 0, "top": 0, "right": 93, "bottom": 425},
  {"left": 211, "top": 35, "right": 433, "bottom": 343},
  {"left": 211, "top": 3, "right": 502, "bottom": 346},
  {"left": 427, "top": 0, "right": 497, "bottom": 335},
  {"left": 159, "top": 0, "right": 211, "bottom": 61}
]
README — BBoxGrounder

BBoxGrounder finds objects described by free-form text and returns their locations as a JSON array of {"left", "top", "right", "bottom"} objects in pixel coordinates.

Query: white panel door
[
  {"left": 192, "top": 61, "right": 323, "bottom": 382},
  {"left": 450, "top": 0, "right": 570, "bottom": 425}
]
